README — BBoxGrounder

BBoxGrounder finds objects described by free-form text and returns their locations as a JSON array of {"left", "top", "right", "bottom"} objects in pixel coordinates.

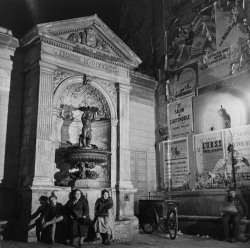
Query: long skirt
[
  {"left": 70, "top": 219, "right": 88, "bottom": 238},
  {"left": 94, "top": 216, "right": 112, "bottom": 234}
]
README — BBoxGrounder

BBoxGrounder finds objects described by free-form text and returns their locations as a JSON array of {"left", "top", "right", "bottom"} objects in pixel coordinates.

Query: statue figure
[
  {"left": 69, "top": 161, "right": 99, "bottom": 180},
  {"left": 78, "top": 106, "right": 99, "bottom": 148}
]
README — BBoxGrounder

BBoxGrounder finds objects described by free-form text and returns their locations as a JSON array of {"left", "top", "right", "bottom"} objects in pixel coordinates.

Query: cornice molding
[{"left": 20, "top": 15, "right": 142, "bottom": 70}]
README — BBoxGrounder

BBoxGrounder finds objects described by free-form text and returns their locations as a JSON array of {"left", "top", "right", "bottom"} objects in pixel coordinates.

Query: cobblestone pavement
[{"left": 0, "top": 233, "right": 249, "bottom": 248}]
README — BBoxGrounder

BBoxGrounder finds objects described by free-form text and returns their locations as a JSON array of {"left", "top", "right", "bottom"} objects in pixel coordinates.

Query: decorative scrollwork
[
  {"left": 54, "top": 70, "right": 72, "bottom": 90},
  {"left": 57, "top": 82, "right": 111, "bottom": 119}
]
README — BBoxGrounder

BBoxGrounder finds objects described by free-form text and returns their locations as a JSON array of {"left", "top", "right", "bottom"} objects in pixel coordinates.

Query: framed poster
[
  {"left": 223, "top": 125, "right": 250, "bottom": 188},
  {"left": 193, "top": 130, "right": 225, "bottom": 189},
  {"left": 169, "top": 62, "right": 198, "bottom": 100},
  {"left": 168, "top": 96, "right": 193, "bottom": 139},
  {"left": 163, "top": 138, "right": 189, "bottom": 190}
]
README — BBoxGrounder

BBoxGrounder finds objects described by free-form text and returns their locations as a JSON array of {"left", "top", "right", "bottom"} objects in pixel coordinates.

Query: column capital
[
  {"left": 111, "top": 118, "right": 118, "bottom": 126},
  {"left": 115, "top": 83, "right": 132, "bottom": 92},
  {"left": 39, "top": 61, "right": 57, "bottom": 73}
]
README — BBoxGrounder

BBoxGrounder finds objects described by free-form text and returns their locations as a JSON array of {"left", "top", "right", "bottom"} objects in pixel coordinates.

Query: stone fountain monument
[
  {"left": 14, "top": 15, "right": 142, "bottom": 242},
  {"left": 63, "top": 105, "right": 111, "bottom": 188}
]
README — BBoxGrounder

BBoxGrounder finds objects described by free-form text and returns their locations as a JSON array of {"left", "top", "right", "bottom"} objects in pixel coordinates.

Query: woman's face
[
  {"left": 103, "top": 192, "right": 109, "bottom": 200},
  {"left": 229, "top": 190, "right": 236, "bottom": 198},
  {"left": 73, "top": 190, "right": 81, "bottom": 201},
  {"left": 49, "top": 197, "right": 57, "bottom": 206}
]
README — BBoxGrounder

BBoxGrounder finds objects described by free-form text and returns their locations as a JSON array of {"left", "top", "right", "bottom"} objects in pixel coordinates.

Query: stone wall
[
  {"left": 154, "top": 0, "right": 250, "bottom": 236},
  {"left": 0, "top": 27, "right": 23, "bottom": 223},
  {"left": 129, "top": 71, "right": 158, "bottom": 213}
]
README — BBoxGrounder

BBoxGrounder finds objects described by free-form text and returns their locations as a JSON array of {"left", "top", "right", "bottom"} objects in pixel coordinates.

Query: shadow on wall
[{"left": 0, "top": 48, "right": 26, "bottom": 240}]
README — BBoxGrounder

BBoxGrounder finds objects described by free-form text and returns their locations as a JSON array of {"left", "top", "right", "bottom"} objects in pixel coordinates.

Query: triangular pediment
[{"left": 22, "top": 15, "right": 141, "bottom": 69}]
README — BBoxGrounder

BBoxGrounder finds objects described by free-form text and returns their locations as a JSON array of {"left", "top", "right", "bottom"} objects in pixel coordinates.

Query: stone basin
[{"left": 66, "top": 147, "right": 111, "bottom": 163}]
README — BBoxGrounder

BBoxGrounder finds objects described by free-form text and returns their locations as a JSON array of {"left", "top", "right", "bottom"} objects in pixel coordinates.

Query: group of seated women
[{"left": 29, "top": 188, "right": 114, "bottom": 246}]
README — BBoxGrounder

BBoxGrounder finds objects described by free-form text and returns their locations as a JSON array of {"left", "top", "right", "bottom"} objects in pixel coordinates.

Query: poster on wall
[
  {"left": 163, "top": 138, "right": 189, "bottom": 190},
  {"left": 215, "top": 1, "right": 249, "bottom": 49},
  {"left": 169, "top": 62, "right": 198, "bottom": 100},
  {"left": 194, "top": 131, "right": 226, "bottom": 189},
  {"left": 166, "top": 2, "right": 216, "bottom": 70},
  {"left": 168, "top": 96, "right": 193, "bottom": 139},
  {"left": 223, "top": 125, "right": 250, "bottom": 187},
  {"left": 199, "top": 39, "right": 250, "bottom": 86},
  {"left": 194, "top": 125, "right": 250, "bottom": 189},
  {"left": 193, "top": 86, "right": 250, "bottom": 134}
]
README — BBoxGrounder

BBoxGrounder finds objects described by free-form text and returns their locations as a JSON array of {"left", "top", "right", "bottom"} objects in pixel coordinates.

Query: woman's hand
[{"left": 42, "top": 222, "right": 49, "bottom": 228}]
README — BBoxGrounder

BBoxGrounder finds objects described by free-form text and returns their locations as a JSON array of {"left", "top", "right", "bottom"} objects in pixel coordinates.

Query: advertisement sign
[
  {"left": 194, "top": 125, "right": 250, "bottom": 189},
  {"left": 168, "top": 97, "right": 193, "bottom": 139},
  {"left": 199, "top": 39, "right": 250, "bottom": 86},
  {"left": 169, "top": 62, "right": 198, "bottom": 100},
  {"left": 163, "top": 138, "right": 189, "bottom": 190},
  {"left": 223, "top": 125, "right": 250, "bottom": 187},
  {"left": 194, "top": 131, "right": 225, "bottom": 189}
]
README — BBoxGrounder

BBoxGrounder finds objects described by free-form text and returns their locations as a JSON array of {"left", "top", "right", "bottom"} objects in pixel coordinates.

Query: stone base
[
  {"left": 114, "top": 217, "right": 139, "bottom": 240},
  {"left": 7, "top": 185, "right": 138, "bottom": 242},
  {"left": 74, "top": 179, "right": 100, "bottom": 188}
]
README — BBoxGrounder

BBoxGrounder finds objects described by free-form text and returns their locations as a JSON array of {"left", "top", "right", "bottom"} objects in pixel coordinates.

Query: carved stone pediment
[
  {"left": 22, "top": 15, "right": 142, "bottom": 69},
  {"left": 64, "top": 28, "right": 114, "bottom": 55}
]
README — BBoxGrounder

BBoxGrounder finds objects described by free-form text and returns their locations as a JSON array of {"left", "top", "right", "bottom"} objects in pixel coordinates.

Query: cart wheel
[
  {"left": 141, "top": 208, "right": 156, "bottom": 234},
  {"left": 167, "top": 209, "right": 178, "bottom": 240}
]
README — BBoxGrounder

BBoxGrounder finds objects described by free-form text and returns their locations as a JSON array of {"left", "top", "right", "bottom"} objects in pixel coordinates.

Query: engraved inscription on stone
[{"left": 56, "top": 50, "right": 119, "bottom": 74}]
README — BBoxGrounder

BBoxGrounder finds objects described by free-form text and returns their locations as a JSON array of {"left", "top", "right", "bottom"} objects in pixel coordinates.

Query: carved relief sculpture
[
  {"left": 67, "top": 28, "right": 110, "bottom": 53},
  {"left": 54, "top": 70, "right": 72, "bottom": 90},
  {"left": 57, "top": 82, "right": 111, "bottom": 120}
]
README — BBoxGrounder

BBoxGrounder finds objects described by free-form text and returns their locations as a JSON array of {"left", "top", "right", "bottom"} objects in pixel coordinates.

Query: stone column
[
  {"left": 110, "top": 118, "right": 118, "bottom": 189},
  {"left": 0, "top": 29, "right": 19, "bottom": 185},
  {"left": 116, "top": 83, "right": 137, "bottom": 221},
  {"left": 32, "top": 66, "right": 55, "bottom": 186},
  {"left": 116, "top": 84, "right": 133, "bottom": 189}
]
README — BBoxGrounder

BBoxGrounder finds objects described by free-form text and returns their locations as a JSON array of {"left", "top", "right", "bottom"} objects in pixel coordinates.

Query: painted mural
[
  {"left": 167, "top": 2, "right": 216, "bottom": 70},
  {"left": 216, "top": 0, "right": 250, "bottom": 48}
]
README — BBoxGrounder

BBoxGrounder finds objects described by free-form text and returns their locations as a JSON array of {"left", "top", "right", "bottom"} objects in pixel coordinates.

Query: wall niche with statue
[{"left": 53, "top": 76, "right": 113, "bottom": 188}]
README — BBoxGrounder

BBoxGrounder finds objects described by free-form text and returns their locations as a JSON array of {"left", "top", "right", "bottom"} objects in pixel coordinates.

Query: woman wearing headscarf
[{"left": 94, "top": 189, "right": 114, "bottom": 245}]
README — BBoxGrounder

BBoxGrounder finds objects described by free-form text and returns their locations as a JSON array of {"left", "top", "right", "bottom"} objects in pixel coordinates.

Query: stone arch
[
  {"left": 53, "top": 75, "right": 117, "bottom": 120},
  {"left": 52, "top": 75, "right": 117, "bottom": 187}
]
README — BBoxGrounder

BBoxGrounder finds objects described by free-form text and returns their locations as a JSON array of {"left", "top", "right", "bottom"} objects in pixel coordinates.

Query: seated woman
[
  {"left": 42, "top": 195, "right": 63, "bottom": 245},
  {"left": 64, "top": 189, "right": 90, "bottom": 247},
  {"left": 28, "top": 196, "right": 48, "bottom": 242},
  {"left": 94, "top": 189, "right": 114, "bottom": 245},
  {"left": 222, "top": 189, "right": 248, "bottom": 243}
]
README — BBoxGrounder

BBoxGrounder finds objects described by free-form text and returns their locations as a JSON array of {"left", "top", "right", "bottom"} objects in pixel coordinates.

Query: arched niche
[{"left": 52, "top": 75, "right": 117, "bottom": 187}]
